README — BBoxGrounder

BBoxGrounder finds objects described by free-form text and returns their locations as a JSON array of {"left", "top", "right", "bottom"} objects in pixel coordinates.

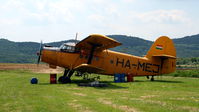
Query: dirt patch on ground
[
  {"left": 73, "top": 93, "right": 87, "bottom": 97},
  {"left": 170, "top": 97, "right": 186, "bottom": 101},
  {"left": 143, "top": 100, "right": 167, "bottom": 107},
  {"left": 68, "top": 99, "right": 93, "bottom": 112},
  {"left": 69, "top": 88, "right": 83, "bottom": 90},
  {"left": 140, "top": 95, "right": 158, "bottom": 99},
  {"left": 180, "top": 106, "right": 199, "bottom": 112},
  {"left": 0, "top": 63, "right": 63, "bottom": 73},
  {"left": 98, "top": 98, "right": 139, "bottom": 112},
  {"left": 111, "top": 90, "right": 130, "bottom": 94}
]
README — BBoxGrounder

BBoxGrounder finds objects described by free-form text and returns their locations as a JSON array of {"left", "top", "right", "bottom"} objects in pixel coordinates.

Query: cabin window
[{"left": 60, "top": 43, "right": 77, "bottom": 53}]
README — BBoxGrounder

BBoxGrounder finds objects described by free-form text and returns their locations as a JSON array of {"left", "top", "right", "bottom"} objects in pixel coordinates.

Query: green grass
[
  {"left": 169, "top": 69, "right": 199, "bottom": 78},
  {"left": 0, "top": 70, "right": 199, "bottom": 112}
]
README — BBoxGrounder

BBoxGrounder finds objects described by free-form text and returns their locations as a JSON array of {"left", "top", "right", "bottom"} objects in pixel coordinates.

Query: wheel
[
  {"left": 58, "top": 76, "right": 64, "bottom": 83},
  {"left": 58, "top": 76, "right": 71, "bottom": 84},
  {"left": 63, "top": 77, "right": 71, "bottom": 83},
  {"left": 151, "top": 76, "right": 154, "bottom": 81}
]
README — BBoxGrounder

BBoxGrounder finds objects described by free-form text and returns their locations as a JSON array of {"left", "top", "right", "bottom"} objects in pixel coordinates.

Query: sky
[{"left": 0, "top": 0, "right": 199, "bottom": 42}]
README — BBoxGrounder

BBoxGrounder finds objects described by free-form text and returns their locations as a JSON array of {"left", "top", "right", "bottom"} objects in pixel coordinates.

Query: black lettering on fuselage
[
  {"left": 132, "top": 64, "right": 137, "bottom": 67},
  {"left": 124, "top": 60, "right": 131, "bottom": 69},
  {"left": 116, "top": 58, "right": 124, "bottom": 67},
  {"left": 137, "top": 61, "right": 145, "bottom": 71},
  {"left": 145, "top": 63, "right": 152, "bottom": 72},
  {"left": 115, "top": 58, "right": 160, "bottom": 73},
  {"left": 137, "top": 61, "right": 160, "bottom": 73},
  {"left": 153, "top": 64, "right": 160, "bottom": 73}
]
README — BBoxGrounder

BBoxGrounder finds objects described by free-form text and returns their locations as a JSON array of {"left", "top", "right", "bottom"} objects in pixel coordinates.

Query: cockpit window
[{"left": 60, "top": 42, "right": 78, "bottom": 53}]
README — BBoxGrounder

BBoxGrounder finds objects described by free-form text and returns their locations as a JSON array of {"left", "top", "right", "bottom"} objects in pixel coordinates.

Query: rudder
[
  {"left": 146, "top": 36, "right": 176, "bottom": 74},
  {"left": 146, "top": 36, "right": 176, "bottom": 59}
]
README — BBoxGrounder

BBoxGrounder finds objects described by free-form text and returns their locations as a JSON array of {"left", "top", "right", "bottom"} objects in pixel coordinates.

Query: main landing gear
[
  {"left": 146, "top": 76, "right": 154, "bottom": 81},
  {"left": 58, "top": 69, "right": 74, "bottom": 84}
]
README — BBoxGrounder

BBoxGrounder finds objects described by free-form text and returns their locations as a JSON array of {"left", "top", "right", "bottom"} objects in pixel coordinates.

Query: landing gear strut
[
  {"left": 146, "top": 76, "right": 155, "bottom": 81},
  {"left": 150, "top": 76, "right": 154, "bottom": 81},
  {"left": 58, "top": 69, "right": 74, "bottom": 84}
]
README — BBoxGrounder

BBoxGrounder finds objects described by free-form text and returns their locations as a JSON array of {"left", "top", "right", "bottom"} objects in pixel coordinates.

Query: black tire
[
  {"left": 58, "top": 76, "right": 65, "bottom": 83},
  {"left": 64, "top": 77, "right": 71, "bottom": 83},
  {"left": 58, "top": 76, "right": 71, "bottom": 84},
  {"left": 151, "top": 77, "right": 154, "bottom": 81}
]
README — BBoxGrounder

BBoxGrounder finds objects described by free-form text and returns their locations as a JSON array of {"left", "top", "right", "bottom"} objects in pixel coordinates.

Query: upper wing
[{"left": 75, "top": 34, "right": 121, "bottom": 51}]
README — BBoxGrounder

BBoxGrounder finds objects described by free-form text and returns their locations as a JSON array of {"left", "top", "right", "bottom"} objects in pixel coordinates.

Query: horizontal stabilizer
[
  {"left": 152, "top": 54, "right": 176, "bottom": 59},
  {"left": 74, "top": 64, "right": 105, "bottom": 73}
]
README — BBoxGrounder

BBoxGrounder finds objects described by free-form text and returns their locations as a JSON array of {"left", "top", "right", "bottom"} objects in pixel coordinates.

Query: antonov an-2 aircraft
[{"left": 37, "top": 34, "right": 176, "bottom": 83}]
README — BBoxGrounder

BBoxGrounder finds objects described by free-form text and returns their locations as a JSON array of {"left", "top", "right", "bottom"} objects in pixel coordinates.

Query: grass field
[
  {"left": 0, "top": 69, "right": 199, "bottom": 112},
  {"left": 170, "top": 69, "right": 199, "bottom": 78}
]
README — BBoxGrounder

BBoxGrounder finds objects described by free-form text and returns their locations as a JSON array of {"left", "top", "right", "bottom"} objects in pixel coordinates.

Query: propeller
[{"left": 37, "top": 40, "right": 43, "bottom": 65}]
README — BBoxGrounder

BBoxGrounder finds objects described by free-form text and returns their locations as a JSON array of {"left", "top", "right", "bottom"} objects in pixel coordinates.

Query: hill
[
  {"left": 108, "top": 35, "right": 152, "bottom": 56},
  {"left": 173, "top": 34, "right": 199, "bottom": 57},
  {"left": 0, "top": 39, "right": 38, "bottom": 63},
  {"left": 110, "top": 34, "right": 199, "bottom": 58},
  {"left": 0, "top": 34, "right": 199, "bottom": 63},
  {"left": 0, "top": 39, "right": 76, "bottom": 63}
]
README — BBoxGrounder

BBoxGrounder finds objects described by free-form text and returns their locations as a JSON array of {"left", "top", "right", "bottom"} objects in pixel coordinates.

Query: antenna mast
[{"left": 75, "top": 33, "right": 78, "bottom": 45}]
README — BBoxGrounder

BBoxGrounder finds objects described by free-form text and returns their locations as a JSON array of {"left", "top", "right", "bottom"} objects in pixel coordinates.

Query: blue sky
[{"left": 0, "top": 0, "right": 199, "bottom": 42}]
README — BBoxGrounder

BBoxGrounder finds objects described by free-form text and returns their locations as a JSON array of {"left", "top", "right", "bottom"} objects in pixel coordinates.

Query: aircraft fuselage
[{"left": 41, "top": 48, "right": 175, "bottom": 76}]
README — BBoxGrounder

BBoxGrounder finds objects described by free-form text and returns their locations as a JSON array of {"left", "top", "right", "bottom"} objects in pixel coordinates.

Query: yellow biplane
[{"left": 37, "top": 34, "right": 176, "bottom": 83}]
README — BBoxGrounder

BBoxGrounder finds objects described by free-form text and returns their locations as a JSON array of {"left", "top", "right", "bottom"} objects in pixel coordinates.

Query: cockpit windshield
[{"left": 60, "top": 42, "right": 76, "bottom": 53}]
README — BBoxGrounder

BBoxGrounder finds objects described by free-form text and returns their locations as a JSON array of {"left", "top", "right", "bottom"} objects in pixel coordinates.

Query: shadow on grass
[
  {"left": 72, "top": 79, "right": 128, "bottom": 89},
  {"left": 38, "top": 79, "right": 128, "bottom": 89},
  {"left": 37, "top": 79, "right": 183, "bottom": 89}
]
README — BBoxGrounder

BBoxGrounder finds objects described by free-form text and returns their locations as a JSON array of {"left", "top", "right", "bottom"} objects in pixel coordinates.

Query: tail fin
[
  {"left": 146, "top": 36, "right": 176, "bottom": 74},
  {"left": 146, "top": 36, "right": 176, "bottom": 59}
]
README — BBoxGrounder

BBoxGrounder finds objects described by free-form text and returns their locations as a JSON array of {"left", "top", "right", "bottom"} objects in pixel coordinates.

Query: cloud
[
  {"left": 122, "top": 0, "right": 136, "bottom": 3},
  {"left": 0, "top": 0, "right": 198, "bottom": 42},
  {"left": 2, "top": 0, "right": 25, "bottom": 11},
  {"left": 135, "top": 10, "right": 188, "bottom": 24},
  {"left": 0, "top": 18, "right": 22, "bottom": 25},
  {"left": 0, "top": 0, "right": 85, "bottom": 25},
  {"left": 88, "top": 14, "right": 105, "bottom": 22}
]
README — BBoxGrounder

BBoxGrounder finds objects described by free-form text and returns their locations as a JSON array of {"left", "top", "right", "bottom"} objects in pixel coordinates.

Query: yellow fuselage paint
[{"left": 41, "top": 49, "right": 176, "bottom": 76}]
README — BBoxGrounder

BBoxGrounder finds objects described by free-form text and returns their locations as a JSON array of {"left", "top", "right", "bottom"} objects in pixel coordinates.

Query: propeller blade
[
  {"left": 37, "top": 40, "right": 43, "bottom": 65},
  {"left": 37, "top": 55, "right": 41, "bottom": 64}
]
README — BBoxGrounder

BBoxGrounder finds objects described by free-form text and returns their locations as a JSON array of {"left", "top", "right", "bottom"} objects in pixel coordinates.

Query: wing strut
[{"left": 87, "top": 43, "right": 101, "bottom": 64}]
